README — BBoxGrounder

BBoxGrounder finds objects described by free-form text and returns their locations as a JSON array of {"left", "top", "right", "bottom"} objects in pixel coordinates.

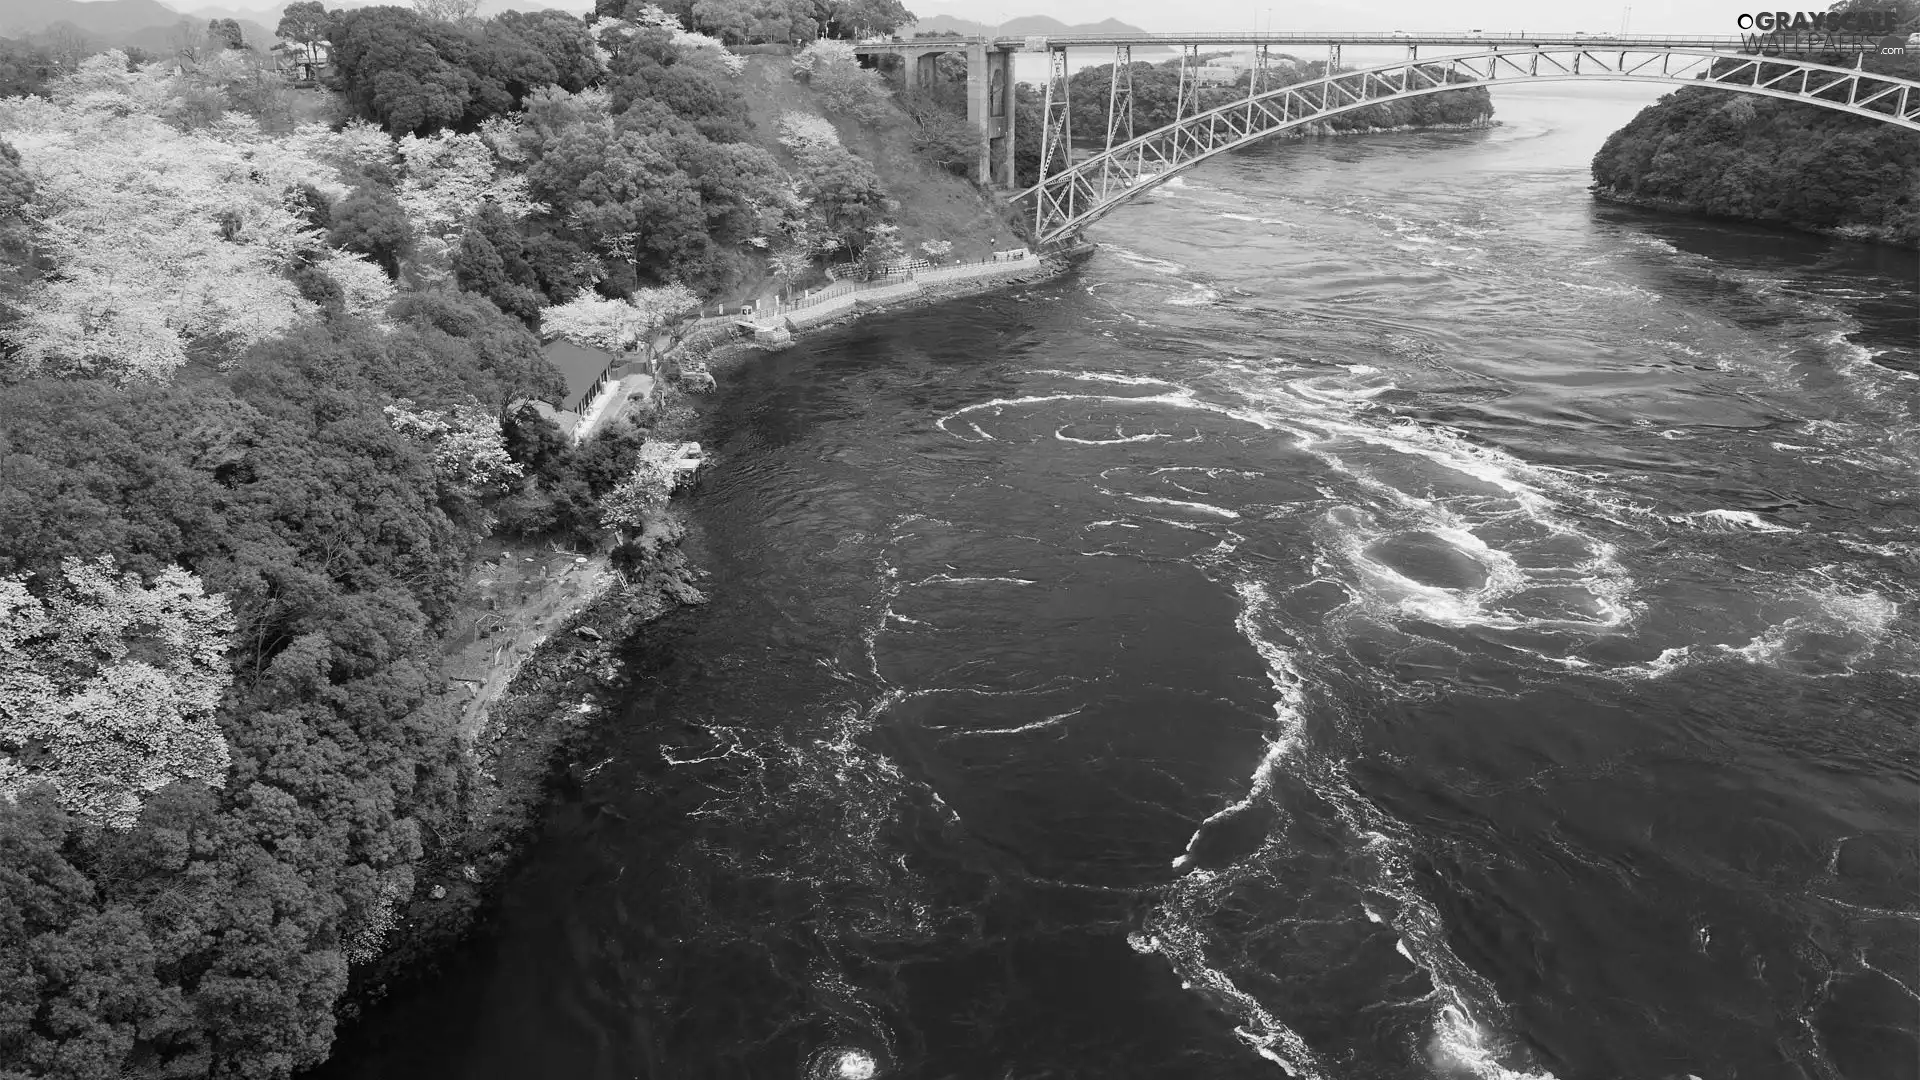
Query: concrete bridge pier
[
  {"left": 968, "top": 45, "right": 1015, "bottom": 188},
  {"left": 852, "top": 39, "right": 1019, "bottom": 190}
]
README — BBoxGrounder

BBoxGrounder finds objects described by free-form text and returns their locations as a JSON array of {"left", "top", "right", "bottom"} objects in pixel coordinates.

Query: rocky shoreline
[
  {"left": 1590, "top": 184, "right": 1919, "bottom": 249},
  {"left": 340, "top": 247, "right": 1078, "bottom": 1008}
]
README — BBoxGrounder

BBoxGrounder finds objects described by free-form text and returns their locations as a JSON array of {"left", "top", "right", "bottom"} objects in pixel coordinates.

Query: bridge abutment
[{"left": 854, "top": 39, "right": 1020, "bottom": 191}]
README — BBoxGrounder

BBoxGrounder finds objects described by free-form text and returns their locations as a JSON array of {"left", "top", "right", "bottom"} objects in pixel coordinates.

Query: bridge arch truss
[{"left": 1018, "top": 46, "right": 1920, "bottom": 246}]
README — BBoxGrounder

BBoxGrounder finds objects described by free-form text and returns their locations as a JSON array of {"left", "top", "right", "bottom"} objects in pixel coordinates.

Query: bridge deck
[{"left": 854, "top": 32, "right": 1881, "bottom": 51}]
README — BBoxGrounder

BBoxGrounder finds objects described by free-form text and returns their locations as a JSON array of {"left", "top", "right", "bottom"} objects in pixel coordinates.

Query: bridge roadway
[
  {"left": 851, "top": 31, "right": 1918, "bottom": 233},
  {"left": 859, "top": 32, "right": 1797, "bottom": 51}
]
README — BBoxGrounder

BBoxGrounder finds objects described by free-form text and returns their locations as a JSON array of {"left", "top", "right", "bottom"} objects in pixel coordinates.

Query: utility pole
[{"left": 1621, "top": 6, "right": 1632, "bottom": 35}]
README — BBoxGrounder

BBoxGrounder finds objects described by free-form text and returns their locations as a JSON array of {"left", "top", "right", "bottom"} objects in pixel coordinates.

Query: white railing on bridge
[{"left": 856, "top": 32, "right": 1883, "bottom": 51}]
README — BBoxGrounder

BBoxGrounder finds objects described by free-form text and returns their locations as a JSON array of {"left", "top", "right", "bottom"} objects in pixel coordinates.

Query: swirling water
[{"left": 319, "top": 88, "right": 1918, "bottom": 1080}]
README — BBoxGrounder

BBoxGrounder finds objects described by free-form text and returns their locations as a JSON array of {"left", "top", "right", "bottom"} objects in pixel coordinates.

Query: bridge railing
[{"left": 975, "top": 30, "right": 1889, "bottom": 50}]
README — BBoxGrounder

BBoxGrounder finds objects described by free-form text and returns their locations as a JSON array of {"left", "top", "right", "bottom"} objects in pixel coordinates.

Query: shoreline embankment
[
  {"left": 348, "top": 248, "right": 1076, "bottom": 999},
  {"left": 1590, "top": 185, "right": 1920, "bottom": 249}
]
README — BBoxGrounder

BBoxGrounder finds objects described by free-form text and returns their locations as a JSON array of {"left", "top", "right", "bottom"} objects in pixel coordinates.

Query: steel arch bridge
[{"left": 1016, "top": 45, "right": 1920, "bottom": 246}]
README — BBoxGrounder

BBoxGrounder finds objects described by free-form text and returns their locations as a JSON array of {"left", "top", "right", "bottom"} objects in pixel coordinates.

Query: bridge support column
[
  {"left": 914, "top": 52, "right": 939, "bottom": 88},
  {"left": 965, "top": 43, "right": 1011, "bottom": 187},
  {"left": 986, "top": 47, "right": 1014, "bottom": 189}
]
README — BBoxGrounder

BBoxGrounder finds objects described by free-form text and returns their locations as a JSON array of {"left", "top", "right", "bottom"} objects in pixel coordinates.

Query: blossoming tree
[{"left": 0, "top": 557, "right": 235, "bottom": 829}]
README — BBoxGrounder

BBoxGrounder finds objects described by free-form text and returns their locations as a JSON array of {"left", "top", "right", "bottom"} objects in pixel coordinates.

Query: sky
[
  {"left": 77, "top": 0, "right": 1756, "bottom": 34},
  {"left": 905, "top": 0, "right": 1740, "bottom": 35}
]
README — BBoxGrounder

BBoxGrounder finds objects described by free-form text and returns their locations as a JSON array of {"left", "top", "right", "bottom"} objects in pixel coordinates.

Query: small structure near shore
[{"left": 530, "top": 338, "right": 654, "bottom": 441}]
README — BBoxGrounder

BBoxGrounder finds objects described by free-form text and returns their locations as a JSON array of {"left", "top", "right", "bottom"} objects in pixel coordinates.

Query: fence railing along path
[{"left": 685, "top": 251, "right": 1040, "bottom": 333}]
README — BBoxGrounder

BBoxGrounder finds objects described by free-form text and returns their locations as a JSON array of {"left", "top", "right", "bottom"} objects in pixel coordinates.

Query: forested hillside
[
  {"left": 1590, "top": 0, "right": 1920, "bottom": 246},
  {"left": 0, "top": 1, "right": 990, "bottom": 1075}
]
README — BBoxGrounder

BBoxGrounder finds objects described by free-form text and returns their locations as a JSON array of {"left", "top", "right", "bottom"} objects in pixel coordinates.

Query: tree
[
  {"left": 208, "top": 17, "right": 246, "bottom": 51},
  {"left": 328, "top": 187, "right": 413, "bottom": 278},
  {"left": 452, "top": 215, "right": 544, "bottom": 327},
  {"left": 383, "top": 399, "right": 524, "bottom": 495},
  {"left": 325, "top": 6, "right": 482, "bottom": 134},
  {"left": 859, "top": 220, "right": 904, "bottom": 275},
  {"left": 906, "top": 103, "right": 981, "bottom": 176},
  {"left": 0, "top": 38, "right": 57, "bottom": 98},
  {"left": 793, "top": 39, "right": 891, "bottom": 123},
  {"left": 485, "top": 10, "right": 605, "bottom": 105},
  {"left": 818, "top": 0, "right": 914, "bottom": 38},
  {"left": 0, "top": 557, "right": 235, "bottom": 829},
  {"left": 277, "top": 1, "right": 330, "bottom": 47},
  {"left": 599, "top": 440, "right": 694, "bottom": 544},
  {"left": 413, "top": 0, "right": 481, "bottom": 23},
  {"left": 539, "top": 284, "right": 699, "bottom": 351},
  {"left": 2, "top": 75, "right": 331, "bottom": 381},
  {"left": 167, "top": 18, "right": 208, "bottom": 64},
  {"left": 770, "top": 244, "right": 811, "bottom": 297}
]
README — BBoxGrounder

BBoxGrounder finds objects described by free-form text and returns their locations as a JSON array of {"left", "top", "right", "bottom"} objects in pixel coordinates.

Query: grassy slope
[{"left": 733, "top": 53, "right": 1026, "bottom": 298}]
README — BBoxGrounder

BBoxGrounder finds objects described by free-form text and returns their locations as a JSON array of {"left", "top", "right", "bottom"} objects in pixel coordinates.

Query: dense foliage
[
  {"left": 634, "top": 0, "right": 915, "bottom": 45},
  {"left": 326, "top": 5, "right": 603, "bottom": 135},
  {"left": 0, "top": 3, "right": 981, "bottom": 1072},
  {"left": 1590, "top": 1, "right": 1920, "bottom": 244}
]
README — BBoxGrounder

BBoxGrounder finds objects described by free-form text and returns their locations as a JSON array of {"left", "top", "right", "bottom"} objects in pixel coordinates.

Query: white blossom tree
[
  {"left": 0, "top": 54, "right": 368, "bottom": 381},
  {"left": 540, "top": 284, "right": 701, "bottom": 352},
  {"left": 791, "top": 39, "right": 858, "bottom": 78},
  {"left": 382, "top": 399, "right": 524, "bottom": 494},
  {"left": 770, "top": 244, "right": 812, "bottom": 297},
  {"left": 0, "top": 557, "right": 236, "bottom": 829},
  {"left": 777, "top": 110, "right": 842, "bottom": 155},
  {"left": 394, "top": 131, "right": 543, "bottom": 282},
  {"left": 601, "top": 441, "right": 699, "bottom": 549},
  {"left": 601, "top": 6, "right": 744, "bottom": 74}
]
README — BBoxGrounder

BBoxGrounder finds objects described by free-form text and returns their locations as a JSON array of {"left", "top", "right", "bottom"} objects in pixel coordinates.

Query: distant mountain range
[
  {"left": 0, "top": 0, "right": 583, "bottom": 51},
  {"left": 1, "top": 2, "right": 1163, "bottom": 55},
  {"left": 904, "top": 15, "right": 1153, "bottom": 38}
]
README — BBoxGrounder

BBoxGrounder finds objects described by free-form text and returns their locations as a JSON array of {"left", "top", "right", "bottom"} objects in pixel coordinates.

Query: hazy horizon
[{"left": 62, "top": 0, "right": 1751, "bottom": 36}]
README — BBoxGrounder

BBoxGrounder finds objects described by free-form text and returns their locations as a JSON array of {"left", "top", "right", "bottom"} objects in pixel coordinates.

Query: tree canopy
[{"left": 1591, "top": 2, "right": 1920, "bottom": 245}]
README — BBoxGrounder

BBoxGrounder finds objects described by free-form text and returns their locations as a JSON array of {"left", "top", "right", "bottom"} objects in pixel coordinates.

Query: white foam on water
[
  {"left": 935, "top": 390, "right": 1295, "bottom": 446},
  {"left": 938, "top": 705, "right": 1087, "bottom": 739},
  {"left": 1675, "top": 509, "right": 1797, "bottom": 534},
  {"left": 1028, "top": 369, "right": 1181, "bottom": 388},
  {"left": 1167, "top": 285, "right": 1222, "bottom": 307},
  {"left": 1129, "top": 494, "right": 1242, "bottom": 520},
  {"left": 1721, "top": 586, "right": 1903, "bottom": 671},
  {"left": 1429, "top": 1004, "right": 1562, "bottom": 1080},
  {"left": 1105, "top": 245, "right": 1189, "bottom": 275},
  {"left": 1056, "top": 427, "right": 1174, "bottom": 445},
  {"left": 1145, "top": 578, "right": 1561, "bottom": 1078},
  {"left": 1127, "top": 919, "right": 1328, "bottom": 1079},
  {"left": 913, "top": 574, "right": 1037, "bottom": 587},
  {"left": 1174, "top": 581, "right": 1310, "bottom": 874}
]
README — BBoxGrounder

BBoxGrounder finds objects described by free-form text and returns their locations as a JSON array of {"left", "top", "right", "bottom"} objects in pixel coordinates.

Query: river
[{"left": 317, "top": 86, "right": 1919, "bottom": 1080}]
